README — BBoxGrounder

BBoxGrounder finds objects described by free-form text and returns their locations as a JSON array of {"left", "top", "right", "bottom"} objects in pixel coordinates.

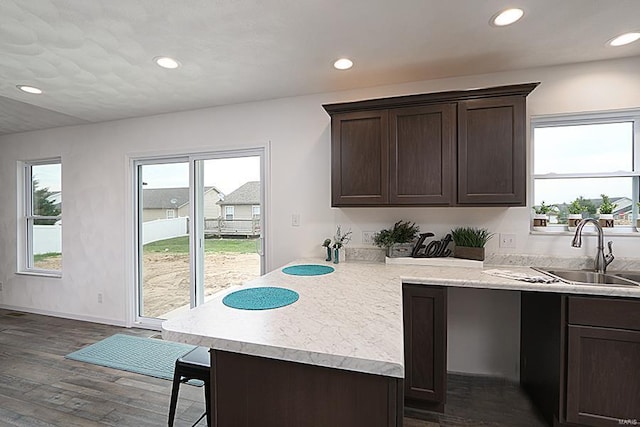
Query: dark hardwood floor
[{"left": 0, "top": 309, "right": 548, "bottom": 426}]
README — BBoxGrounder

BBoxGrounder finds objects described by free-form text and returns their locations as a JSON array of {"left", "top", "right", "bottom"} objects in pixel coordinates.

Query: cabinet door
[
  {"left": 389, "top": 104, "right": 455, "bottom": 205},
  {"left": 566, "top": 325, "right": 640, "bottom": 426},
  {"left": 402, "top": 284, "right": 447, "bottom": 412},
  {"left": 331, "top": 110, "right": 389, "bottom": 206},
  {"left": 457, "top": 95, "right": 526, "bottom": 205}
]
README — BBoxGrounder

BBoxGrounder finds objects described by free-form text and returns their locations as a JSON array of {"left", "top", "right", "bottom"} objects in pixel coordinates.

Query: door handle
[{"left": 256, "top": 237, "right": 264, "bottom": 256}]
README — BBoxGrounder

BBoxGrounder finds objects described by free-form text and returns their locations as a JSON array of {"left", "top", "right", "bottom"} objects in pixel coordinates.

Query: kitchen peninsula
[{"left": 162, "top": 260, "right": 640, "bottom": 427}]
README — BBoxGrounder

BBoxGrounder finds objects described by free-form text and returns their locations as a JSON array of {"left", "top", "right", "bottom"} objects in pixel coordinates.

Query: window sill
[
  {"left": 530, "top": 228, "right": 639, "bottom": 237},
  {"left": 16, "top": 270, "right": 62, "bottom": 279}
]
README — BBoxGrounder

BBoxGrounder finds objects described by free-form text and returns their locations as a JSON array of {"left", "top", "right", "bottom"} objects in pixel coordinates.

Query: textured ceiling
[{"left": 1, "top": 0, "right": 640, "bottom": 136}]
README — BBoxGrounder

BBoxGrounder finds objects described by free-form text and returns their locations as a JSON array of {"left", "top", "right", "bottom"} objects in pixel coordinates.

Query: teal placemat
[
  {"left": 282, "top": 264, "right": 335, "bottom": 276},
  {"left": 223, "top": 287, "right": 299, "bottom": 310},
  {"left": 65, "top": 334, "right": 196, "bottom": 381}
]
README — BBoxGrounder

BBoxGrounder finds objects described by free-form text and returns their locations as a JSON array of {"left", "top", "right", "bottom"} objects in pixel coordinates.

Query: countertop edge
[{"left": 162, "top": 327, "right": 405, "bottom": 378}]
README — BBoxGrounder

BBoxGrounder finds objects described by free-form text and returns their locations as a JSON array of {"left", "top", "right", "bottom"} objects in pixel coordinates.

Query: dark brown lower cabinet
[
  {"left": 564, "top": 296, "right": 640, "bottom": 426},
  {"left": 402, "top": 284, "right": 447, "bottom": 412},
  {"left": 210, "top": 350, "right": 403, "bottom": 427},
  {"left": 521, "top": 293, "right": 640, "bottom": 427}
]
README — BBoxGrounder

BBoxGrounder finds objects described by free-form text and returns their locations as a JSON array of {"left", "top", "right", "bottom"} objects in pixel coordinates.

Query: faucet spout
[{"left": 571, "top": 218, "right": 613, "bottom": 274}]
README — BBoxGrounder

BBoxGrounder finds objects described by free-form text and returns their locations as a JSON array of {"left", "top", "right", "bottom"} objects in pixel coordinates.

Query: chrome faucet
[{"left": 571, "top": 218, "right": 614, "bottom": 274}]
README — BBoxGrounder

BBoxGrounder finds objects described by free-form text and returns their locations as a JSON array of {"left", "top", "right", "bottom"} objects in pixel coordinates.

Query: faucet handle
[{"left": 605, "top": 241, "right": 615, "bottom": 268}]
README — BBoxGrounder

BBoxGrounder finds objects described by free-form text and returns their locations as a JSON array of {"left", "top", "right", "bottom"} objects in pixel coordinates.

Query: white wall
[{"left": 1, "top": 56, "right": 639, "bottom": 375}]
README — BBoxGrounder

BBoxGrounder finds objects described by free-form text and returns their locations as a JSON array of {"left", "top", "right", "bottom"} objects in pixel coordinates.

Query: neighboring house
[
  {"left": 610, "top": 197, "right": 634, "bottom": 220},
  {"left": 142, "top": 187, "right": 223, "bottom": 222},
  {"left": 210, "top": 181, "right": 261, "bottom": 237},
  {"left": 218, "top": 181, "right": 261, "bottom": 221}
]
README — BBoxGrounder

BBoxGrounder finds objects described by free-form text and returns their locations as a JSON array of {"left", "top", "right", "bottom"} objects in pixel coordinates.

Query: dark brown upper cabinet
[
  {"left": 389, "top": 104, "right": 455, "bottom": 205},
  {"left": 323, "top": 83, "right": 538, "bottom": 207},
  {"left": 457, "top": 96, "right": 525, "bottom": 205},
  {"left": 331, "top": 110, "right": 389, "bottom": 205}
]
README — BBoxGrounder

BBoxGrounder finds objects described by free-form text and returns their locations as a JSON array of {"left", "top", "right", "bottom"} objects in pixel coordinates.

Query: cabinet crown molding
[{"left": 323, "top": 82, "right": 540, "bottom": 115}]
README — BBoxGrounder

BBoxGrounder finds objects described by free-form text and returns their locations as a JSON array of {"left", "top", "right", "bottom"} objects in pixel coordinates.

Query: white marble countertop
[{"left": 162, "top": 259, "right": 640, "bottom": 379}]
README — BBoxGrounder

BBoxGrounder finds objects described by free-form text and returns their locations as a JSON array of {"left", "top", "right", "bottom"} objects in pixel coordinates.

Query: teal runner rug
[{"left": 65, "top": 333, "right": 195, "bottom": 381}]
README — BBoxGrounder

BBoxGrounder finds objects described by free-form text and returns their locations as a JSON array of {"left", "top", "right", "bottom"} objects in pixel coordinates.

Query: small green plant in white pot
[
  {"left": 567, "top": 197, "right": 585, "bottom": 231},
  {"left": 598, "top": 194, "right": 616, "bottom": 228},
  {"left": 532, "top": 201, "right": 556, "bottom": 231}
]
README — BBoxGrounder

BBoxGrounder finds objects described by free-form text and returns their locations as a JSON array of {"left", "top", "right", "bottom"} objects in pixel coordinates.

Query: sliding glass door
[{"left": 135, "top": 150, "right": 264, "bottom": 326}]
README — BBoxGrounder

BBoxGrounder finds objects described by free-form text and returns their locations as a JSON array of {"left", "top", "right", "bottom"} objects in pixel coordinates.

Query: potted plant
[
  {"left": 636, "top": 202, "right": 640, "bottom": 232},
  {"left": 598, "top": 194, "right": 616, "bottom": 228},
  {"left": 450, "top": 227, "right": 493, "bottom": 261},
  {"left": 566, "top": 197, "right": 585, "bottom": 231},
  {"left": 373, "top": 220, "right": 420, "bottom": 257},
  {"left": 330, "top": 226, "right": 352, "bottom": 264},
  {"left": 532, "top": 201, "right": 556, "bottom": 230}
]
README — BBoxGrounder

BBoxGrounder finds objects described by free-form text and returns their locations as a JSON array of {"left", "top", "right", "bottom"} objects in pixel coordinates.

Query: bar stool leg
[{"left": 168, "top": 365, "right": 182, "bottom": 426}]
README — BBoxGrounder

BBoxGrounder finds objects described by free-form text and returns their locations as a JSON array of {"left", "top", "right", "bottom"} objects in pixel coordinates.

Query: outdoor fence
[
  {"left": 33, "top": 216, "right": 258, "bottom": 255},
  {"left": 33, "top": 217, "right": 190, "bottom": 255},
  {"left": 204, "top": 218, "right": 260, "bottom": 237},
  {"left": 33, "top": 225, "right": 62, "bottom": 255},
  {"left": 142, "top": 217, "right": 189, "bottom": 245}
]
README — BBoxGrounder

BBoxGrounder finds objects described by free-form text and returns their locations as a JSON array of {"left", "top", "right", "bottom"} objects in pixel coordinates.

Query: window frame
[
  {"left": 252, "top": 204, "right": 260, "bottom": 218},
  {"left": 531, "top": 109, "right": 640, "bottom": 234},
  {"left": 20, "top": 158, "right": 63, "bottom": 276},
  {"left": 225, "top": 206, "right": 234, "bottom": 220}
]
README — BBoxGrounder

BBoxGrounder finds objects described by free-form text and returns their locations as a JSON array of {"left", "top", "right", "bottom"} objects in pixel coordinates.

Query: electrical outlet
[
  {"left": 362, "top": 231, "right": 376, "bottom": 245},
  {"left": 97, "top": 293, "right": 103, "bottom": 304},
  {"left": 499, "top": 233, "right": 517, "bottom": 249},
  {"left": 291, "top": 214, "right": 300, "bottom": 227}
]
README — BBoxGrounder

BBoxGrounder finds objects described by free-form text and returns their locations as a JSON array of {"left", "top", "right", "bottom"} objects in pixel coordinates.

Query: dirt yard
[
  {"left": 34, "top": 252, "right": 260, "bottom": 319},
  {"left": 141, "top": 252, "right": 260, "bottom": 318}
]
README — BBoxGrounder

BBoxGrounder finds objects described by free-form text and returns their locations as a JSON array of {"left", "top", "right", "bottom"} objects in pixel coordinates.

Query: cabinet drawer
[{"left": 568, "top": 296, "right": 640, "bottom": 331}]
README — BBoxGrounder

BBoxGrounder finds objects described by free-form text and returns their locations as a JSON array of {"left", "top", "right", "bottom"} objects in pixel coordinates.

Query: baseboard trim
[{"left": 0, "top": 304, "right": 127, "bottom": 327}]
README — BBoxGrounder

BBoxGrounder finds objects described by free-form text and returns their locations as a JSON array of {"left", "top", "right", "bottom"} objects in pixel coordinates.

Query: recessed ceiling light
[
  {"left": 17, "top": 85, "right": 43, "bottom": 94},
  {"left": 154, "top": 56, "right": 181, "bottom": 69},
  {"left": 608, "top": 32, "right": 640, "bottom": 47},
  {"left": 491, "top": 8, "right": 524, "bottom": 27},
  {"left": 333, "top": 58, "right": 353, "bottom": 70}
]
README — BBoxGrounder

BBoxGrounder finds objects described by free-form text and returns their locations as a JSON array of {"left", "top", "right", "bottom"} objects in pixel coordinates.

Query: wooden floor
[{"left": 0, "top": 309, "right": 548, "bottom": 426}]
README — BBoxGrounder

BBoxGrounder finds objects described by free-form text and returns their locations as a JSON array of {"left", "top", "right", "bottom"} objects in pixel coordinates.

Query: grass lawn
[
  {"left": 144, "top": 236, "right": 257, "bottom": 254},
  {"left": 34, "top": 252, "right": 61, "bottom": 261}
]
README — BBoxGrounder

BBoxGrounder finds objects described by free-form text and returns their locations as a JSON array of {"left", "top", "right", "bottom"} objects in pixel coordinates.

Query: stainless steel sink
[
  {"left": 609, "top": 271, "right": 640, "bottom": 283},
  {"left": 532, "top": 268, "right": 640, "bottom": 288}
]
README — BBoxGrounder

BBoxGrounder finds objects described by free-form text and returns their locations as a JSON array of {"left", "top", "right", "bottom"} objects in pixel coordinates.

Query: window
[
  {"left": 166, "top": 209, "right": 176, "bottom": 219},
  {"left": 532, "top": 111, "right": 640, "bottom": 232},
  {"left": 225, "top": 206, "right": 234, "bottom": 220},
  {"left": 252, "top": 205, "right": 260, "bottom": 219},
  {"left": 22, "top": 159, "right": 62, "bottom": 273}
]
